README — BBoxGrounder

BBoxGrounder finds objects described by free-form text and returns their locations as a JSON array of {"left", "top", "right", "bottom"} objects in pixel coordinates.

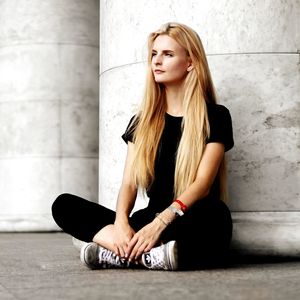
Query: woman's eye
[{"left": 165, "top": 53, "right": 173, "bottom": 57}]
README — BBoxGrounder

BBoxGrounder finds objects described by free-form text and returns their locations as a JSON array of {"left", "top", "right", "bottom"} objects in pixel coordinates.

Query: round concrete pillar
[
  {"left": 0, "top": 0, "right": 99, "bottom": 230},
  {"left": 100, "top": 1, "right": 300, "bottom": 255}
]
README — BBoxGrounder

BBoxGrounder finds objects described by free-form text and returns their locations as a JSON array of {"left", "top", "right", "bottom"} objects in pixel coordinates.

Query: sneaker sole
[{"left": 166, "top": 240, "right": 178, "bottom": 270}]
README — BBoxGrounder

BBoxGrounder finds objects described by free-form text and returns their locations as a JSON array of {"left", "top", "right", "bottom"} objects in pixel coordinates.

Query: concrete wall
[
  {"left": 100, "top": 0, "right": 300, "bottom": 255},
  {"left": 0, "top": 0, "right": 99, "bottom": 231}
]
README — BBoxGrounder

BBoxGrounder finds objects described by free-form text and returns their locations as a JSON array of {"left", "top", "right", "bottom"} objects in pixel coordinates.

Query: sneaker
[
  {"left": 142, "top": 240, "right": 178, "bottom": 270},
  {"left": 80, "top": 242, "right": 130, "bottom": 269}
]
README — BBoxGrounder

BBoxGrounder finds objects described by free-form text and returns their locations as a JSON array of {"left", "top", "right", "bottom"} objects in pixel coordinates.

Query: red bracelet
[{"left": 174, "top": 199, "right": 187, "bottom": 212}]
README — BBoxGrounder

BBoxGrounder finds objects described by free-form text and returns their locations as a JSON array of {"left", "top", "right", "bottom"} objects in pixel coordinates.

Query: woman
[{"left": 52, "top": 22, "right": 234, "bottom": 271}]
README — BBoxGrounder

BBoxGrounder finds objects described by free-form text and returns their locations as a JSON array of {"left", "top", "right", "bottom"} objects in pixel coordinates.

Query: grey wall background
[
  {"left": 100, "top": 0, "right": 300, "bottom": 255},
  {"left": 0, "top": 0, "right": 99, "bottom": 231},
  {"left": 0, "top": 0, "right": 299, "bottom": 256}
]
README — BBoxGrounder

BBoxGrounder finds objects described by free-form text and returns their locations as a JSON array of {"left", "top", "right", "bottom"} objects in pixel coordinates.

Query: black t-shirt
[{"left": 121, "top": 103, "right": 234, "bottom": 211}]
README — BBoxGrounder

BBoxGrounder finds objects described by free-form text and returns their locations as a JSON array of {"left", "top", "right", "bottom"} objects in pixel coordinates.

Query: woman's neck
[{"left": 165, "top": 83, "right": 184, "bottom": 116}]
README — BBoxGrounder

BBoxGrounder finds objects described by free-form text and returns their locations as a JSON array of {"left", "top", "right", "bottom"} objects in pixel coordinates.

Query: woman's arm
[
  {"left": 159, "top": 142, "right": 225, "bottom": 221},
  {"left": 126, "top": 142, "right": 225, "bottom": 261},
  {"left": 112, "top": 142, "right": 138, "bottom": 257},
  {"left": 115, "top": 142, "right": 138, "bottom": 224},
  {"left": 177, "top": 142, "right": 225, "bottom": 205},
  {"left": 115, "top": 142, "right": 137, "bottom": 222}
]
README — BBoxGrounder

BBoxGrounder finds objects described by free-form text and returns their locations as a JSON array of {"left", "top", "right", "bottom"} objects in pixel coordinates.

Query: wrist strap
[
  {"left": 174, "top": 199, "right": 187, "bottom": 212},
  {"left": 167, "top": 205, "right": 184, "bottom": 217}
]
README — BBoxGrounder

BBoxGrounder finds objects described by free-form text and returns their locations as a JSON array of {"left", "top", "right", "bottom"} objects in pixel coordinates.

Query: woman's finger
[
  {"left": 113, "top": 243, "right": 120, "bottom": 257},
  {"left": 129, "top": 241, "right": 140, "bottom": 261},
  {"left": 126, "top": 235, "right": 138, "bottom": 258},
  {"left": 118, "top": 245, "right": 125, "bottom": 258},
  {"left": 144, "top": 241, "right": 155, "bottom": 253},
  {"left": 129, "top": 238, "right": 144, "bottom": 261},
  {"left": 135, "top": 243, "right": 147, "bottom": 260}
]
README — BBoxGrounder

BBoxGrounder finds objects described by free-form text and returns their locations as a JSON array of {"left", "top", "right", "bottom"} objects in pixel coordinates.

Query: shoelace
[{"left": 99, "top": 247, "right": 128, "bottom": 268}]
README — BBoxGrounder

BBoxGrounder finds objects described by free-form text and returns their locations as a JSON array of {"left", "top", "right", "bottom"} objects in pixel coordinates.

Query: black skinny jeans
[{"left": 52, "top": 193, "right": 232, "bottom": 270}]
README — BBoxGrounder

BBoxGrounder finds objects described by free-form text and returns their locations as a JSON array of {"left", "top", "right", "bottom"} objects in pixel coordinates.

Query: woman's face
[{"left": 151, "top": 35, "right": 191, "bottom": 86}]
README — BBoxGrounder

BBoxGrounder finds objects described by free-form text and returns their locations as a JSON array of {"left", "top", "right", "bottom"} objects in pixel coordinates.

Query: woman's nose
[{"left": 154, "top": 54, "right": 162, "bottom": 65}]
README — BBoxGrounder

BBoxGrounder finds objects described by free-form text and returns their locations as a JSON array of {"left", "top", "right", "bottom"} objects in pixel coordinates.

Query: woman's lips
[{"left": 154, "top": 70, "right": 165, "bottom": 74}]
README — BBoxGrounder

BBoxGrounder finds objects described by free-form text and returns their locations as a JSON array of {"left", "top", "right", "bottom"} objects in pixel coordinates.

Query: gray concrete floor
[{"left": 1, "top": 233, "right": 300, "bottom": 300}]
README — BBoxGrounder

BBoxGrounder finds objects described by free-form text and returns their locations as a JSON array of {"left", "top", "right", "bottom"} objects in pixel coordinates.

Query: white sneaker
[
  {"left": 142, "top": 240, "right": 178, "bottom": 270},
  {"left": 80, "top": 242, "right": 130, "bottom": 269}
]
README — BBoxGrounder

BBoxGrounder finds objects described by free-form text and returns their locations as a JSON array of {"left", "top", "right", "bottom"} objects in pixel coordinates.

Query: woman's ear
[{"left": 187, "top": 65, "right": 194, "bottom": 72}]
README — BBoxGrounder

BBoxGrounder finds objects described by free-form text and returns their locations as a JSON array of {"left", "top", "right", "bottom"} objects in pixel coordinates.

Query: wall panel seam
[
  {"left": 0, "top": 156, "right": 99, "bottom": 159},
  {"left": 0, "top": 43, "right": 99, "bottom": 49},
  {"left": 100, "top": 51, "right": 299, "bottom": 77}
]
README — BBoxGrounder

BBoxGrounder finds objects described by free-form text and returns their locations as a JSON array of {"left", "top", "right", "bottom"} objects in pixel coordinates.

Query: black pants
[{"left": 52, "top": 193, "right": 233, "bottom": 270}]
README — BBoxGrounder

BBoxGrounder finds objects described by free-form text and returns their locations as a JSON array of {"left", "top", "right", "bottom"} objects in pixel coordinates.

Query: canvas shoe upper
[
  {"left": 80, "top": 242, "right": 130, "bottom": 269},
  {"left": 142, "top": 240, "right": 178, "bottom": 270}
]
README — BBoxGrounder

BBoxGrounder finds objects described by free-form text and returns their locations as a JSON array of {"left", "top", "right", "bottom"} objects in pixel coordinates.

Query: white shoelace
[{"left": 99, "top": 247, "right": 128, "bottom": 268}]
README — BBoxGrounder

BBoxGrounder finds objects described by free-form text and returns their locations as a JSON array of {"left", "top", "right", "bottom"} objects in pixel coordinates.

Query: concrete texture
[
  {"left": 1, "top": 233, "right": 300, "bottom": 300},
  {"left": 231, "top": 212, "right": 300, "bottom": 256},
  {"left": 99, "top": 0, "right": 300, "bottom": 255},
  {"left": 99, "top": 54, "right": 300, "bottom": 212},
  {"left": 0, "top": 0, "right": 99, "bottom": 231},
  {"left": 100, "top": 0, "right": 299, "bottom": 72},
  {"left": 99, "top": 0, "right": 300, "bottom": 212}
]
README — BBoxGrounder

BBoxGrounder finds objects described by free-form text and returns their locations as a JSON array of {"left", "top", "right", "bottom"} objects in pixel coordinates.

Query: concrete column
[
  {"left": 100, "top": 0, "right": 300, "bottom": 255},
  {"left": 0, "top": 0, "right": 99, "bottom": 231}
]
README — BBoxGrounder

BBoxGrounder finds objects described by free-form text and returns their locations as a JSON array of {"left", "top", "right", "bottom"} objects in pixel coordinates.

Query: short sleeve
[
  {"left": 206, "top": 104, "right": 234, "bottom": 152},
  {"left": 121, "top": 115, "right": 138, "bottom": 144}
]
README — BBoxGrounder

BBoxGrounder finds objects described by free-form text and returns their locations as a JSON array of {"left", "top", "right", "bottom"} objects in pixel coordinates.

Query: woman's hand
[
  {"left": 126, "top": 218, "right": 166, "bottom": 262},
  {"left": 113, "top": 220, "right": 136, "bottom": 258}
]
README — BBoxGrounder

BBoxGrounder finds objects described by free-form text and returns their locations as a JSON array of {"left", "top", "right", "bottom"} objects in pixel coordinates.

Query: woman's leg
[
  {"left": 94, "top": 208, "right": 157, "bottom": 254},
  {"left": 161, "top": 198, "right": 233, "bottom": 270},
  {"left": 51, "top": 193, "right": 116, "bottom": 243}
]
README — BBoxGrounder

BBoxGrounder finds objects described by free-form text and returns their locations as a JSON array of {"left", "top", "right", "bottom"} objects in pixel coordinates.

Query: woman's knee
[
  {"left": 51, "top": 193, "right": 73, "bottom": 221},
  {"left": 93, "top": 224, "right": 115, "bottom": 250}
]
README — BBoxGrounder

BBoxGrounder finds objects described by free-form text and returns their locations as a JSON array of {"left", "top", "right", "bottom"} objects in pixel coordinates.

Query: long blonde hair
[{"left": 130, "top": 22, "right": 228, "bottom": 201}]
